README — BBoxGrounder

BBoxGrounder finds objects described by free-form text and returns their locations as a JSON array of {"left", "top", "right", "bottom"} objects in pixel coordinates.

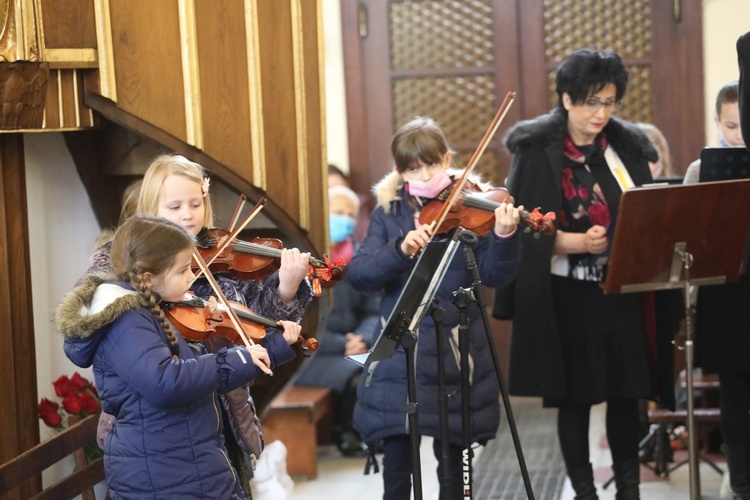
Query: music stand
[
  {"left": 347, "top": 233, "right": 463, "bottom": 500},
  {"left": 603, "top": 179, "right": 750, "bottom": 500},
  {"left": 699, "top": 147, "right": 750, "bottom": 182}
]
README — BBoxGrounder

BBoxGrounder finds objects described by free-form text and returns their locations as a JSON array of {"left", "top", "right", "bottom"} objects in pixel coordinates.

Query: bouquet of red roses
[{"left": 38, "top": 372, "right": 103, "bottom": 459}]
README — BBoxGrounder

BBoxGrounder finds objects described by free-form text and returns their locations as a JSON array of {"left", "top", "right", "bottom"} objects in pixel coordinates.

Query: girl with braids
[
  {"left": 58, "top": 215, "right": 294, "bottom": 499},
  {"left": 84, "top": 154, "right": 312, "bottom": 495}
]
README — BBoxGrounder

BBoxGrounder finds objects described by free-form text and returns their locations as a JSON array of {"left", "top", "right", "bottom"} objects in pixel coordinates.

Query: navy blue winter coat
[
  {"left": 347, "top": 172, "right": 521, "bottom": 446},
  {"left": 57, "top": 277, "right": 295, "bottom": 499}
]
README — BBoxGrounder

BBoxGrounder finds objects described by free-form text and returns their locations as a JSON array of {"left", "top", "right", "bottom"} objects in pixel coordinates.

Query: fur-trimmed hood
[
  {"left": 56, "top": 274, "right": 142, "bottom": 340},
  {"left": 504, "top": 107, "right": 659, "bottom": 162},
  {"left": 372, "top": 168, "right": 490, "bottom": 213}
]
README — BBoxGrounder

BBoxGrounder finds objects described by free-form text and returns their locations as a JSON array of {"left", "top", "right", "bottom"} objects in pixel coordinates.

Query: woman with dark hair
[{"left": 493, "top": 49, "right": 658, "bottom": 499}]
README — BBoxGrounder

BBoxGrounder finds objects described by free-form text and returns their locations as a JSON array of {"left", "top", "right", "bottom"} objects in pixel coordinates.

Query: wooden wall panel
[
  {"left": 299, "top": 0, "right": 327, "bottom": 253},
  {"left": 0, "top": 135, "right": 40, "bottom": 499},
  {"left": 41, "top": 0, "right": 97, "bottom": 49},
  {"left": 44, "top": 72, "right": 61, "bottom": 128},
  {"left": 194, "top": 0, "right": 254, "bottom": 180},
  {"left": 59, "top": 70, "right": 78, "bottom": 128},
  {"left": 256, "top": 0, "right": 301, "bottom": 223},
  {"left": 5, "top": 69, "right": 98, "bottom": 132},
  {"left": 109, "top": 0, "right": 187, "bottom": 142}
]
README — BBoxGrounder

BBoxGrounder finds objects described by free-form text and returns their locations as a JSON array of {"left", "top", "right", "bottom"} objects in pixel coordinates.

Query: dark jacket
[
  {"left": 492, "top": 108, "right": 657, "bottom": 401},
  {"left": 739, "top": 31, "right": 750, "bottom": 146},
  {"left": 82, "top": 240, "right": 308, "bottom": 463},
  {"left": 296, "top": 254, "right": 382, "bottom": 393},
  {"left": 57, "top": 275, "right": 295, "bottom": 499},
  {"left": 347, "top": 171, "right": 522, "bottom": 446}
]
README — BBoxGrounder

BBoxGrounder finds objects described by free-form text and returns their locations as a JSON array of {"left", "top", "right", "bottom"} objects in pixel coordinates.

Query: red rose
[
  {"left": 588, "top": 201, "right": 611, "bottom": 227},
  {"left": 53, "top": 375, "right": 74, "bottom": 398},
  {"left": 79, "top": 391, "right": 100, "bottom": 415},
  {"left": 62, "top": 393, "right": 82, "bottom": 414},
  {"left": 38, "top": 398, "right": 62, "bottom": 428},
  {"left": 88, "top": 385, "right": 98, "bottom": 397},
  {"left": 577, "top": 186, "right": 589, "bottom": 200},
  {"left": 70, "top": 372, "right": 89, "bottom": 392}
]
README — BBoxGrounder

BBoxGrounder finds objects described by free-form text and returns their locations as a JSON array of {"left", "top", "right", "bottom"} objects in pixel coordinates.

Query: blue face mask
[{"left": 329, "top": 214, "right": 356, "bottom": 243}]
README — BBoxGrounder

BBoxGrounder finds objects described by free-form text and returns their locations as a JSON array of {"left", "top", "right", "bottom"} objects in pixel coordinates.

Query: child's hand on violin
[
  {"left": 278, "top": 248, "right": 311, "bottom": 303},
  {"left": 400, "top": 223, "right": 434, "bottom": 255},
  {"left": 246, "top": 345, "right": 272, "bottom": 375},
  {"left": 494, "top": 202, "right": 522, "bottom": 237},
  {"left": 277, "top": 320, "right": 302, "bottom": 345}
]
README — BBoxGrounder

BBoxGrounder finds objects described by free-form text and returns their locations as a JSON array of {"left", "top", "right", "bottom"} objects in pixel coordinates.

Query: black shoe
[
  {"left": 335, "top": 429, "right": 366, "bottom": 457},
  {"left": 612, "top": 458, "right": 640, "bottom": 500},
  {"left": 724, "top": 443, "right": 750, "bottom": 499},
  {"left": 568, "top": 463, "right": 598, "bottom": 500}
]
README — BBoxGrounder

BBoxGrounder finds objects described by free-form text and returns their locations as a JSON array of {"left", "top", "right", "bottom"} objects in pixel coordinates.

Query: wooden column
[{"left": 0, "top": 134, "right": 40, "bottom": 499}]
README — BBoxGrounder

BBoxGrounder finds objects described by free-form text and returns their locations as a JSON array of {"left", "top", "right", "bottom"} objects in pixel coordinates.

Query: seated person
[
  {"left": 684, "top": 80, "right": 745, "bottom": 184},
  {"left": 295, "top": 185, "right": 382, "bottom": 456}
]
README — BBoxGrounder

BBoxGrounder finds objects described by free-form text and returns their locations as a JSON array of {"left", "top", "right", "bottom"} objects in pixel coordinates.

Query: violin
[
  {"left": 163, "top": 293, "right": 319, "bottom": 355},
  {"left": 418, "top": 180, "right": 556, "bottom": 237},
  {"left": 195, "top": 227, "right": 345, "bottom": 284}
]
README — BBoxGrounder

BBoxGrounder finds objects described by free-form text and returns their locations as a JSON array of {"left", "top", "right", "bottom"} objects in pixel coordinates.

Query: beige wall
[
  {"left": 323, "top": 0, "right": 349, "bottom": 174},
  {"left": 702, "top": 0, "right": 750, "bottom": 147},
  {"left": 24, "top": 132, "right": 104, "bottom": 488}
]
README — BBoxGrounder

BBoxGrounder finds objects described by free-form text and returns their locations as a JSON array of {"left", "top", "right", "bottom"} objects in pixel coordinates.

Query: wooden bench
[
  {"left": 262, "top": 385, "right": 333, "bottom": 479},
  {"left": 0, "top": 414, "right": 104, "bottom": 499}
]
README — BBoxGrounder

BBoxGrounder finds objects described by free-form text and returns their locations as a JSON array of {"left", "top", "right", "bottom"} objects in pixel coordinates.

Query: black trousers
[{"left": 382, "top": 434, "right": 463, "bottom": 500}]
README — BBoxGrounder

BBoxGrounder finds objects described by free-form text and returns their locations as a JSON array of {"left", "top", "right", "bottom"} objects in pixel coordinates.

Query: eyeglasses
[{"left": 582, "top": 98, "right": 618, "bottom": 114}]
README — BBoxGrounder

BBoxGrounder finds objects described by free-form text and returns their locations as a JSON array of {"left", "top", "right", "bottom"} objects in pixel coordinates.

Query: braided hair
[{"left": 111, "top": 214, "right": 195, "bottom": 360}]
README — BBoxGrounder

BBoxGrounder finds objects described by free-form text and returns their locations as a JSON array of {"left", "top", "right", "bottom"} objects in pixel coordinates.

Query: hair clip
[{"left": 201, "top": 177, "right": 210, "bottom": 197}]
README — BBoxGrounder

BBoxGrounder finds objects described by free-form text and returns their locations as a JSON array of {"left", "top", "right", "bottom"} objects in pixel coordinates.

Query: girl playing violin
[
  {"left": 58, "top": 214, "right": 283, "bottom": 499},
  {"left": 84, "top": 153, "right": 311, "bottom": 496},
  {"left": 347, "top": 116, "right": 522, "bottom": 499}
]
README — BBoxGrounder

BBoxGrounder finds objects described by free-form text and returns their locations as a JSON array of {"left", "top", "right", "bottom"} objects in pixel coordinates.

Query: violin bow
[
  {"left": 227, "top": 194, "right": 247, "bottom": 232},
  {"left": 190, "top": 249, "right": 274, "bottom": 376},
  {"left": 192, "top": 196, "right": 267, "bottom": 281},
  {"left": 416, "top": 91, "right": 517, "bottom": 253}
]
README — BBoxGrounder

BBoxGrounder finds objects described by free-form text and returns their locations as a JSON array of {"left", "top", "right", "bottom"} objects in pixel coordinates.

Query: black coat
[
  {"left": 739, "top": 31, "right": 750, "bottom": 146},
  {"left": 492, "top": 108, "right": 658, "bottom": 401}
]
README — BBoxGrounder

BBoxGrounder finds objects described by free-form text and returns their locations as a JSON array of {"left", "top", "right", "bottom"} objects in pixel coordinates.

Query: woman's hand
[
  {"left": 344, "top": 333, "right": 368, "bottom": 356},
  {"left": 277, "top": 247, "right": 310, "bottom": 303},
  {"left": 246, "top": 345, "right": 272, "bottom": 374},
  {"left": 277, "top": 320, "right": 302, "bottom": 345},
  {"left": 584, "top": 224, "right": 608, "bottom": 254},
  {"left": 400, "top": 223, "right": 434, "bottom": 255},
  {"left": 494, "top": 202, "right": 521, "bottom": 236}
]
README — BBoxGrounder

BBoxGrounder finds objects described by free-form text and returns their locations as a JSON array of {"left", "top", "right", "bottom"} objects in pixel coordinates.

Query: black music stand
[
  {"left": 347, "top": 234, "right": 464, "bottom": 500},
  {"left": 603, "top": 179, "right": 750, "bottom": 500}
]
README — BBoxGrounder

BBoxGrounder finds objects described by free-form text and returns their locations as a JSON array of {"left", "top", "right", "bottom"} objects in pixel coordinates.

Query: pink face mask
[{"left": 406, "top": 171, "right": 452, "bottom": 199}]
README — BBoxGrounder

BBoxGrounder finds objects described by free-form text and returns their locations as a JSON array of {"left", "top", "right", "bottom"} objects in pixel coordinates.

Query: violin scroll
[{"left": 520, "top": 208, "right": 556, "bottom": 237}]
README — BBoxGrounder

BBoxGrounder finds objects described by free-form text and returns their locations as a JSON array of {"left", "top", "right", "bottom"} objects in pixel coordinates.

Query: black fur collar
[{"left": 504, "top": 108, "right": 658, "bottom": 163}]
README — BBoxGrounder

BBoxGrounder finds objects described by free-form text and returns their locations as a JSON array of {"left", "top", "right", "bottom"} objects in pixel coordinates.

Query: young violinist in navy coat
[{"left": 346, "top": 116, "right": 522, "bottom": 499}]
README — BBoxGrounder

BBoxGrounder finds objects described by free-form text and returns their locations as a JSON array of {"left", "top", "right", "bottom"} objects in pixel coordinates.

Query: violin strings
[{"left": 204, "top": 239, "right": 327, "bottom": 268}]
